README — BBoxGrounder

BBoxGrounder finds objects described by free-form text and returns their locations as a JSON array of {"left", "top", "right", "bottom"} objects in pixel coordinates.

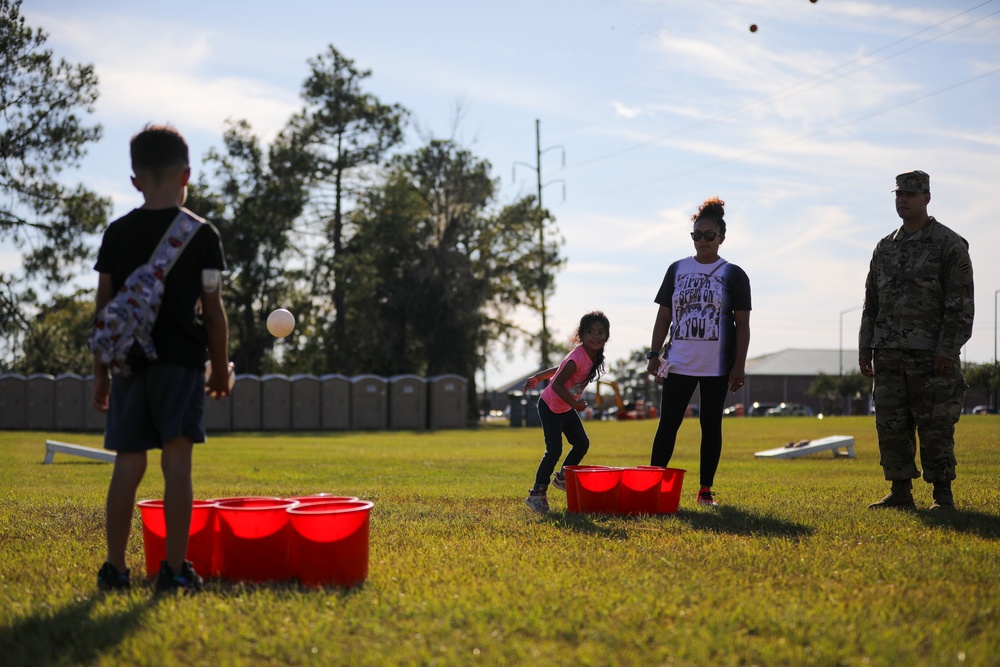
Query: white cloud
[{"left": 612, "top": 101, "right": 642, "bottom": 119}]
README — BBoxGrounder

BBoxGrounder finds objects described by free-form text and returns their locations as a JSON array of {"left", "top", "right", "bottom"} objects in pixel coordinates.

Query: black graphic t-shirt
[{"left": 654, "top": 257, "right": 751, "bottom": 376}]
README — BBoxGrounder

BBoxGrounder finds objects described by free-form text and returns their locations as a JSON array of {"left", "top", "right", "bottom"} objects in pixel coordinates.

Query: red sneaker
[{"left": 697, "top": 487, "right": 718, "bottom": 506}]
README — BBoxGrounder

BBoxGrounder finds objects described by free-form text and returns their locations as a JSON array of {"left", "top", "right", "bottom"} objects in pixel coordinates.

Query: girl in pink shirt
[{"left": 523, "top": 311, "right": 610, "bottom": 513}]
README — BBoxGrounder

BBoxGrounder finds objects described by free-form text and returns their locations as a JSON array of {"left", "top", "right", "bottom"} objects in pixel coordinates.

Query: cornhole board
[
  {"left": 755, "top": 435, "right": 855, "bottom": 459},
  {"left": 43, "top": 439, "right": 116, "bottom": 464}
]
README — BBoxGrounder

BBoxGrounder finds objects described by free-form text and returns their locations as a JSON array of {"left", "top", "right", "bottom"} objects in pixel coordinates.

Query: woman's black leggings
[{"left": 650, "top": 373, "right": 729, "bottom": 488}]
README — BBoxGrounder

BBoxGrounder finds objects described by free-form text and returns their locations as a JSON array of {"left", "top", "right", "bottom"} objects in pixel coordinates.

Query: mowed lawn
[{"left": 1, "top": 415, "right": 999, "bottom": 666}]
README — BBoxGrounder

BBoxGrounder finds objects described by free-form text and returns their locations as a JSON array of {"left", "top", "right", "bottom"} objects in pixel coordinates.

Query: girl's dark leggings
[
  {"left": 650, "top": 373, "right": 729, "bottom": 488},
  {"left": 534, "top": 396, "right": 590, "bottom": 487}
]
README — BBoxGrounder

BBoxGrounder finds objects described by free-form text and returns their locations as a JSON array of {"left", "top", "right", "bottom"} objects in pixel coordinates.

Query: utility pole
[{"left": 513, "top": 119, "right": 564, "bottom": 369}]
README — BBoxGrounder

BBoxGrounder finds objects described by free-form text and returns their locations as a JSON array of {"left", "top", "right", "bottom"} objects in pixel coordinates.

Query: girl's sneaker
[
  {"left": 551, "top": 471, "right": 567, "bottom": 492},
  {"left": 97, "top": 562, "right": 130, "bottom": 591},
  {"left": 525, "top": 489, "right": 550, "bottom": 513},
  {"left": 697, "top": 488, "right": 718, "bottom": 506},
  {"left": 155, "top": 560, "right": 204, "bottom": 595}
]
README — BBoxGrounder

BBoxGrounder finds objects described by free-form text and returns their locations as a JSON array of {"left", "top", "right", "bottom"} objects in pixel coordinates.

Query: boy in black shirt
[{"left": 92, "top": 124, "right": 230, "bottom": 594}]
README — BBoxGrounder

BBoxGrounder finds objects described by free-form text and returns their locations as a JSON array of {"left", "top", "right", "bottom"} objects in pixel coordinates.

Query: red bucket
[
  {"left": 285, "top": 494, "right": 359, "bottom": 505},
  {"left": 287, "top": 500, "right": 374, "bottom": 588},
  {"left": 137, "top": 499, "right": 216, "bottom": 578},
  {"left": 621, "top": 467, "right": 666, "bottom": 515},
  {"left": 574, "top": 467, "right": 623, "bottom": 514},
  {"left": 215, "top": 498, "right": 299, "bottom": 582},
  {"left": 206, "top": 496, "right": 284, "bottom": 577},
  {"left": 656, "top": 468, "right": 687, "bottom": 514},
  {"left": 563, "top": 465, "right": 611, "bottom": 513}
]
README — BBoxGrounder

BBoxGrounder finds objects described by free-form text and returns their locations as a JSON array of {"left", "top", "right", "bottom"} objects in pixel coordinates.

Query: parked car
[
  {"left": 970, "top": 405, "right": 997, "bottom": 415},
  {"left": 747, "top": 402, "right": 779, "bottom": 417},
  {"left": 765, "top": 402, "right": 814, "bottom": 417}
]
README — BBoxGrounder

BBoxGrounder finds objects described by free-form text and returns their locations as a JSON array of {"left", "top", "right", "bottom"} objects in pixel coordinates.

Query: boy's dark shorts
[{"left": 105, "top": 362, "right": 206, "bottom": 453}]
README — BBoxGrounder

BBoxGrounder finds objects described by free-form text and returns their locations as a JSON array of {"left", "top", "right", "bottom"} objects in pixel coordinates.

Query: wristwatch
[{"left": 645, "top": 350, "right": 658, "bottom": 360}]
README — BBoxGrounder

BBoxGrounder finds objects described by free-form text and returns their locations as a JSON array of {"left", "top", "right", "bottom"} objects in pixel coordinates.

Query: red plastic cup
[
  {"left": 574, "top": 467, "right": 623, "bottom": 514},
  {"left": 620, "top": 467, "right": 666, "bottom": 515},
  {"left": 137, "top": 499, "right": 217, "bottom": 578},
  {"left": 287, "top": 500, "right": 374, "bottom": 588},
  {"left": 656, "top": 468, "right": 687, "bottom": 514},
  {"left": 215, "top": 498, "right": 299, "bottom": 582},
  {"left": 563, "top": 465, "right": 611, "bottom": 513},
  {"left": 285, "top": 494, "right": 359, "bottom": 505},
  {"left": 205, "top": 496, "right": 284, "bottom": 577}
]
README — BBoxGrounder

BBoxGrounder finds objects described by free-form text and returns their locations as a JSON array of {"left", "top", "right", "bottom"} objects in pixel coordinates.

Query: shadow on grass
[
  {"left": 0, "top": 595, "right": 153, "bottom": 667},
  {"left": 537, "top": 506, "right": 812, "bottom": 540},
  {"left": 918, "top": 508, "right": 1000, "bottom": 539},
  {"left": 537, "top": 511, "right": 630, "bottom": 539},
  {"left": 204, "top": 579, "right": 369, "bottom": 596},
  {"left": 671, "top": 506, "right": 815, "bottom": 538}
]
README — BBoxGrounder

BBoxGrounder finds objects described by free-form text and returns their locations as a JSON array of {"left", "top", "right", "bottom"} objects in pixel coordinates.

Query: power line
[
  {"left": 579, "top": 64, "right": 1000, "bottom": 200},
  {"left": 566, "top": 1, "right": 998, "bottom": 171}
]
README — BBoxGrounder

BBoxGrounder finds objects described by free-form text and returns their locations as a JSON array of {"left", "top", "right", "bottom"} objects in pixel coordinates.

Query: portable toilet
[
  {"left": 82, "top": 375, "right": 106, "bottom": 432},
  {"left": 203, "top": 382, "right": 232, "bottom": 432},
  {"left": 350, "top": 375, "right": 387, "bottom": 431},
  {"left": 388, "top": 375, "right": 427, "bottom": 430},
  {"left": 291, "top": 374, "right": 321, "bottom": 431},
  {"left": 231, "top": 374, "right": 262, "bottom": 431},
  {"left": 54, "top": 374, "right": 84, "bottom": 431},
  {"left": 25, "top": 373, "right": 55, "bottom": 430},
  {"left": 261, "top": 374, "right": 291, "bottom": 431},
  {"left": 428, "top": 374, "right": 467, "bottom": 429},
  {"left": 320, "top": 374, "right": 350, "bottom": 431},
  {"left": 0, "top": 374, "right": 25, "bottom": 430}
]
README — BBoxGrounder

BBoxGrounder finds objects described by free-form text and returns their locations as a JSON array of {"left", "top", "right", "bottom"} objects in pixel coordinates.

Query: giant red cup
[
  {"left": 620, "top": 467, "right": 666, "bottom": 515},
  {"left": 287, "top": 500, "right": 374, "bottom": 587},
  {"left": 656, "top": 468, "right": 686, "bottom": 514},
  {"left": 215, "top": 498, "right": 299, "bottom": 582},
  {"left": 574, "top": 467, "right": 623, "bottom": 514},
  {"left": 137, "top": 499, "right": 216, "bottom": 578}
]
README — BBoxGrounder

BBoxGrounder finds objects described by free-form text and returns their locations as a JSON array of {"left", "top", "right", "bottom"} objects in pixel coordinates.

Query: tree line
[
  {"left": 0, "top": 2, "right": 561, "bottom": 418},
  {"left": 3, "top": 2, "right": 998, "bottom": 412}
]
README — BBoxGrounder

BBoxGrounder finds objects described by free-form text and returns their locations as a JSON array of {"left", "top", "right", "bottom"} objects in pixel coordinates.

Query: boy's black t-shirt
[{"left": 94, "top": 207, "right": 227, "bottom": 369}]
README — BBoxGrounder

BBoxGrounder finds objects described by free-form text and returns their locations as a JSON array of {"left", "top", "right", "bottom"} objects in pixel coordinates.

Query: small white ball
[{"left": 267, "top": 308, "right": 296, "bottom": 338}]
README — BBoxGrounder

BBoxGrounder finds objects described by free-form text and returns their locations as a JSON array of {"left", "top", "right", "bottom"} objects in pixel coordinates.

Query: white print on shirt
[{"left": 673, "top": 272, "right": 723, "bottom": 341}]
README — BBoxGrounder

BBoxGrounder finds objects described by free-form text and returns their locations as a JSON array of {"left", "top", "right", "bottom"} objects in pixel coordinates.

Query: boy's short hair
[{"left": 130, "top": 124, "right": 189, "bottom": 181}]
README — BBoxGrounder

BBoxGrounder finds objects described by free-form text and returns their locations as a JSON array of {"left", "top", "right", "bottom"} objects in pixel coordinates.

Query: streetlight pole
[{"left": 994, "top": 288, "right": 999, "bottom": 410}]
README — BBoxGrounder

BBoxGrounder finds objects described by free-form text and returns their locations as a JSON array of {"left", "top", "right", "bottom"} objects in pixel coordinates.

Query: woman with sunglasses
[{"left": 644, "top": 196, "right": 751, "bottom": 507}]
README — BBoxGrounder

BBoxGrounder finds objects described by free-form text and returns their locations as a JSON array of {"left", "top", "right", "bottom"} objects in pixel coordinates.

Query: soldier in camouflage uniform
[{"left": 859, "top": 170, "right": 974, "bottom": 511}]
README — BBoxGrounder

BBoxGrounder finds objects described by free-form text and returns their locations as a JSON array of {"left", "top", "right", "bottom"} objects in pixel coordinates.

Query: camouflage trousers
[{"left": 872, "top": 348, "right": 965, "bottom": 483}]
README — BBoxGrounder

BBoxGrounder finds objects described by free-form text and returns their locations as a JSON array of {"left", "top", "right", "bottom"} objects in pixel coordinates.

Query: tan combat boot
[
  {"left": 868, "top": 480, "right": 916, "bottom": 510},
  {"left": 929, "top": 480, "right": 955, "bottom": 511}
]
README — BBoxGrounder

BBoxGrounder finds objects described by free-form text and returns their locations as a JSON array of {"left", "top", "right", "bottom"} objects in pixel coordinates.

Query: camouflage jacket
[{"left": 859, "top": 217, "right": 974, "bottom": 359}]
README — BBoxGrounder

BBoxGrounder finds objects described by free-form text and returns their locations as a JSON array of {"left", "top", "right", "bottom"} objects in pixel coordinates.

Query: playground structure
[{"left": 594, "top": 380, "right": 657, "bottom": 420}]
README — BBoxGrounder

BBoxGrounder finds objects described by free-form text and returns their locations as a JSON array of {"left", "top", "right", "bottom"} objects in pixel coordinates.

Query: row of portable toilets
[
  {"left": 140, "top": 495, "right": 374, "bottom": 588},
  {"left": 0, "top": 373, "right": 467, "bottom": 432}
]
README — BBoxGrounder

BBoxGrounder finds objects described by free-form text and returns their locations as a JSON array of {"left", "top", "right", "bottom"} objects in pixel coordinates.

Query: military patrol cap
[{"left": 893, "top": 170, "right": 930, "bottom": 193}]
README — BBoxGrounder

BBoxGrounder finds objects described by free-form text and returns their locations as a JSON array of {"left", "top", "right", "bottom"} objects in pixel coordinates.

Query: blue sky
[{"left": 16, "top": 0, "right": 1000, "bottom": 388}]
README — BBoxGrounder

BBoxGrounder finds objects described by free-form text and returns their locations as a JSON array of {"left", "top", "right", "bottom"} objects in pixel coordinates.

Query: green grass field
[{"left": 2, "top": 416, "right": 999, "bottom": 666}]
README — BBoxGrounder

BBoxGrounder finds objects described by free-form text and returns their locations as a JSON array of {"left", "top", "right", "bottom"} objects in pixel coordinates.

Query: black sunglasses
[{"left": 691, "top": 230, "right": 721, "bottom": 242}]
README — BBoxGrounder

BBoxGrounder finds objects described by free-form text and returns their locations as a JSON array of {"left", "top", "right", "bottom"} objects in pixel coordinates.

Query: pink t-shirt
[{"left": 540, "top": 345, "right": 595, "bottom": 414}]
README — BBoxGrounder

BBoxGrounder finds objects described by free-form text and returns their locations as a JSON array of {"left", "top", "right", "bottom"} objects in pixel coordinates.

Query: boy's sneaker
[
  {"left": 697, "top": 488, "right": 718, "bottom": 506},
  {"left": 97, "top": 562, "right": 130, "bottom": 591},
  {"left": 155, "top": 560, "right": 204, "bottom": 595},
  {"left": 551, "top": 471, "right": 567, "bottom": 492},
  {"left": 525, "top": 489, "right": 550, "bottom": 513}
]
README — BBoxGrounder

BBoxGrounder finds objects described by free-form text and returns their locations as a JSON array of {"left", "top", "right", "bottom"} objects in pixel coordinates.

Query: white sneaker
[
  {"left": 525, "top": 490, "right": 550, "bottom": 513},
  {"left": 551, "top": 472, "right": 567, "bottom": 492}
]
